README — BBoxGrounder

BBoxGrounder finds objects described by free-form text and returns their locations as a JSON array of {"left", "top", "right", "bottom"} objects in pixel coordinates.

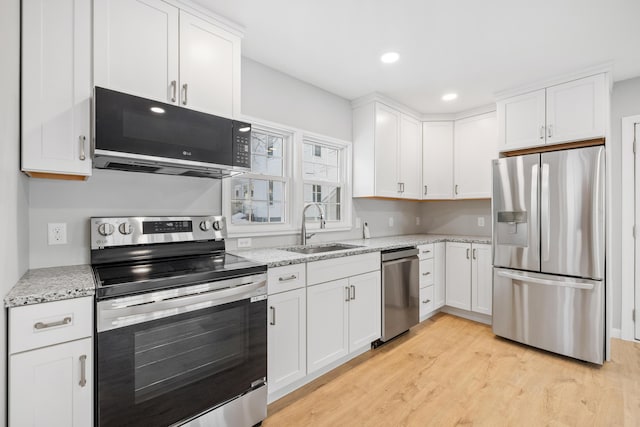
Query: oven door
[{"left": 96, "top": 276, "right": 267, "bottom": 427}]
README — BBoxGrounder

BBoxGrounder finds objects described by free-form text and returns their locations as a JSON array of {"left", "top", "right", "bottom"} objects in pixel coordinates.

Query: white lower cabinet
[
  {"left": 9, "top": 337, "right": 92, "bottom": 427},
  {"left": 307, "top": 271, "right": 381, "bottom": 374},
  {"left": 267, "top": 288, "right": 306, "bottom": 395},
  {"left": 445, "top": 242, "right": 492, "bottom": 315}
]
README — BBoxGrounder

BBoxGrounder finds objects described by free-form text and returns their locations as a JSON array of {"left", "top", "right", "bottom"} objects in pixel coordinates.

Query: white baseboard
[{"left": 440, "top": 306, "right": 492, "bottom": 325}]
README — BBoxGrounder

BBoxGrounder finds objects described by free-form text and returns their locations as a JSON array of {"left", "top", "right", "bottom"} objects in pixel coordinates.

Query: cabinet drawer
[
  {"left": 9, "top": 297, "right": 93, "bottom": 354},
  {"left": 419, "top": 259, "right": 435, "bottom": 287},
  {"left": 267, "top": 264, "right": 306, "bottom": 295},
  {"left": 420, "top": 286, "right": 435, "bottom": 317},
  {"left": 307, "top": 252, "right": 380, "bottom": 286},
  {"left": 417, "top": 244, "right": 434, "bottom": 260}
]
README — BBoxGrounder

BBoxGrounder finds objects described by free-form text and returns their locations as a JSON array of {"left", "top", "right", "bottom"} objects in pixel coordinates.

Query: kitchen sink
[{"left": 282, "top": 243, "right": 363, "bottom": 255}]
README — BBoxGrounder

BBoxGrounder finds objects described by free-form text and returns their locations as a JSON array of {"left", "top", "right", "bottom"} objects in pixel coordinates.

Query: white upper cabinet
[
  {"left": 453, "top": 112, "right": 497, "bottom": 199},
  {"left": 95, "top": 0, "right": 241, "bottom": 117},
  {"left": 497, "top": 73, "right": 608, "bottom": 152},
  {"left": 497, "top": 89, "right": 546, "bottom": 151},
  {"left": 94, "top": 0, "right": 179, "bottom": 104},
  {"left": 353, "top": 101, "right": 422, "bottom": 199},
  {"left": 545, "top": 74, "right": 606, "bottom": 145},
  {"left": 422, "top": 122, "right": 454, "bottom": 199},
  {"left": 21, "top": 0, "right": 92, "bottom": 178}
]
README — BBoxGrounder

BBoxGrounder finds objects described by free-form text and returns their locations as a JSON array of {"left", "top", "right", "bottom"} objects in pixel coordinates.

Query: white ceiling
[{"left": 195, "top": 0, "right": 640, "bottom": 114}]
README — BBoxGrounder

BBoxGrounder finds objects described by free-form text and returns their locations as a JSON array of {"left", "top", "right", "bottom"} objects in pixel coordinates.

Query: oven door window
[{"left": 97, "top": 298, "right": 266, "bottom": 427}]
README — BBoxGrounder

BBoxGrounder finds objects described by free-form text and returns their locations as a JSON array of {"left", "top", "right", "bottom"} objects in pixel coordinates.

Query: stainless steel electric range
[{"left": 91, "top": 216, "right": 267, "bottom": 427}]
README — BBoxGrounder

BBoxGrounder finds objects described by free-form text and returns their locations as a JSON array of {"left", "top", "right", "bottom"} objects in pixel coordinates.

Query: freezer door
[
  {"left": 492, "top": 154, "right": 540, "bottom": 271},
  {"left": 541, "top": 146, "right": 605, "bottom": 279},
  {"left": 492, "top": 268, "right": 604, "bottom": 364}
]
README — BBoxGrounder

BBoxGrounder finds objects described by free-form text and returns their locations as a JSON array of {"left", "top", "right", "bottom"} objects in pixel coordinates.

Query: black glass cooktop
[{"left": 93, "top": 252, "right": 266, "bottom": 300}]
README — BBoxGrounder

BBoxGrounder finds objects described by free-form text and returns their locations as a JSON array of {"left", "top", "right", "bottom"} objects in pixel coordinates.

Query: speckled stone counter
[
  {"left": 4, "top": 265, "right": 95, "bottom": 308},
  {"left": 230, "top": 234, "right": 491, "bottom": 268}
]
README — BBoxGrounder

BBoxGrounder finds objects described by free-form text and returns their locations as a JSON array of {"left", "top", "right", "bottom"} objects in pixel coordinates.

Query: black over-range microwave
[{"left": 93, "top": 87, "right": 251, "bottom": 178}]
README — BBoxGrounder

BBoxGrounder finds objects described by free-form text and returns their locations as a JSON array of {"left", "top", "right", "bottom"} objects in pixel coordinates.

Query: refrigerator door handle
[
  {"left": 495, "top": 270, "right": 595, "bottom": 290},
  {"left": 540, "top": 162, "right": 550, "bottom": 262}
]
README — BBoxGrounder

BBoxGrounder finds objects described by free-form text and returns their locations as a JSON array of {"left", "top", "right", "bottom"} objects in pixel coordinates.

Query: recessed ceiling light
[
  {"left": 442, "top": 93, "right": 458, "bottom": 101},
  {"left": 150, "top": 106, "right": 165, "bottom": 114},
  {"left": 380, "top": 52, "right": 400, "bottom": 64}
]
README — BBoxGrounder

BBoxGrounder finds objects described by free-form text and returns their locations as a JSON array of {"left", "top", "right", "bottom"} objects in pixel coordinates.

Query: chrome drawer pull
[
  {"left": 34, "top": 316, "right": 71, "bottom": 330},
  {"left": 422, "top": 299, "right": 431, "bottom": 304},
  {"left": 79, "top": 355, "right": 87, "bottom": 387},
  {"left": 422, "top": 250, "right": 431, "bottom": 254},
  {"left": 278, "top": 274, "right": 297, "bottom": 282},
  {"left": 422, "top": 272, "right": 431, "bottom": 276}
]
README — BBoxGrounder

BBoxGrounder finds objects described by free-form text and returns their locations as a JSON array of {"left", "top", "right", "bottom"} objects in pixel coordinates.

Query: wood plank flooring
[{"left": 264, "top": 313, "right": 640, "bottom": 426}]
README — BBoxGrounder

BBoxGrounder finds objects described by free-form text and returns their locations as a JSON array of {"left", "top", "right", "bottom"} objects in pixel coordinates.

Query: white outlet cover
[
  {"left": 237, "top": 238, "right": 252, "bottom": 248},
  {"left": 478, "top": 217, "right": 485, "bottom": 227},
  {"left": 388, "top": 217, "right": 394, "bottom": 227},
  {"left": 416, "top": 217, "right": 420, "bottom": 226},
  {"left": 48, "top": 223, "right": 67, "bottom": 245},
  {"left": 355, "top": 217, "right": 362, "bottom": 229}
]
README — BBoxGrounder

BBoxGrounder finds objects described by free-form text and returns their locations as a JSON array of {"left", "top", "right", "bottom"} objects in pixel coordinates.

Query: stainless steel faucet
[{"left": 301, "top": 203, "right": 326, "bottom": 245}]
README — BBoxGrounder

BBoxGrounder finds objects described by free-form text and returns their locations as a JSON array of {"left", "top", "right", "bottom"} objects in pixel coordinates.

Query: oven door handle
[{"left": 97, "top": 279, "right": 266, "bottom": 332}]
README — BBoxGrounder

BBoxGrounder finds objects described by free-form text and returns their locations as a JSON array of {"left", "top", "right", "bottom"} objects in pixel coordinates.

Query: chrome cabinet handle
[
  {"left": 345, "top": 286, "right": 350, "bottom": 302},
  {"left": 424, "top": 185, "right": 428, "bottom": 196},
  {"left": 548, "top": 124, "right": 553, "bottom": 138},
  {"left": 269, "top": 306, "right": 276, "bottom": 325},
  {"left": 278, "top": 274, "right": 297, "bottom": 282},
  {"left": 34, "top": 316, "right": 71, "bottom": 330},
  {"left": 422, "top": 250, "right": 431, "bottom": 254},
  {"left": 182, "top": 83, "right": 188, "bottom": 105},
  {"left": 350, "top": 285, "right": 356, "bottom": 300},
  {"left": 78, "top": 136, "right": 86, "bottom": 161},
  {"left": 422, "top": 272, "right": 431, "bottom": 276},
  {"left": 170, "top": 80, "right": 177, "bottom": 102},
  {"left": 466, "top": 248, "right": 470, "bottom": 259},
  {"left": 472, "top": 248, "right": 477, "bottom": 259},
  {"left": 79, "top": 355, "right": 87, "bottom": 387},
  {"left": 455, "top": 184, "right": 459, "bottom": 195},
  {"left": 422, "top": 299, "right": 431, "bottom": 304},
  {"left": 401, "top": 183, "right": 405, "bottom": 192},
  {"left": 539, "top": 125, "right": 545, "bottom": 140}
]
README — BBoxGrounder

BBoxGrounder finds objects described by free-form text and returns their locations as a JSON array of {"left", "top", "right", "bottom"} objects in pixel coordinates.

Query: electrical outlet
[
  {"left": 388, "top": 217, "right": 394, "bottom": 227},
  {"left": 237, "top": 238, "right": 252, "bottom": 248},
  {"left": 355, "top": 217, "right": 362, "bottom": 229},
  {"left": 48, "top": 223, "right": 67, "bottom": 245},
  {"left": 478, "top": 217, "right": 485, "bottom": 227},
  {"left": 416, "top": 217, "right": 421, "bottom": 226}
]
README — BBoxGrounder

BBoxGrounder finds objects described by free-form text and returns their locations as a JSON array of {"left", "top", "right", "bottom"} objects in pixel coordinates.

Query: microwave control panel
[{"left": 232, "top": 121, "right": 252, "bottom": 168}]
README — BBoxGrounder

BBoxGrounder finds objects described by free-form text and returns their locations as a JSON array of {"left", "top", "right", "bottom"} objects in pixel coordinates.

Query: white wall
[
  {"left": 611, "top": 76, "right": 640, "bottom": 330},
  {"left": 29, "top": 170, "right": 221, "bottom": 268},
  {"left": 0, "top": 0, "right": 30, "bottom": 421},
  {"left": 242, "top": 57, "right": 352, "bottom": 141}
]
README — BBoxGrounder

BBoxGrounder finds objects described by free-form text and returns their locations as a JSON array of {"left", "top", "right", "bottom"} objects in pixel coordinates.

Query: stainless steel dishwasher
[{"left": 380, "top": 247, "right": 420, "bottom": 343}]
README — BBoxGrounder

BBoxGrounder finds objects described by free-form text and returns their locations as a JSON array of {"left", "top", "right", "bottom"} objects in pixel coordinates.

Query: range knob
[
  {"left": 199, "top": 220, "right": 212, "bottom": 231},
  {"left": 212, "top": 220, "right": 223, "bottom": 231},
  {"left": 119, "top": 222, "right": 133, "bottom": 235},
  {"left": 98, "top": 223, "right": 115, "bottom": 236}
]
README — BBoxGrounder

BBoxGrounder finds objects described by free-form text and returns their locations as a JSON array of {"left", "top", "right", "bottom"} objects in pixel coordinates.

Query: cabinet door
[
  {"left": 422, "top": 122, "right": 454, "bottom": 199},
  {"left": 179, "top": 10, "right": 240, "bottom": 118},
  {"left": 445, "top": 242, "right": 471, "bottom": 310},
  {"left": 10, "top": 338, "right": 92, "bottom": 427},
  {"left": 348, "top": 271, "right": 381, "bottom": 351},
  {"left": 374, "top": 103, "right": 401, "bottom": 198},
  {"left": 94, "top": 0, "right": 179, "bottom": 103},
  {"left": 454, "top": 112, "right": 497, "bottom": 199},
  {"left": 399, "top": 114, "right": 422, "bottom": 199},
  {"left": 497, "top": 89, "right": 546, "bottom": 151},
  {"left": 307, "top": 279, "right": 349, "bottom": 374},
  {"left": 545, "top": 74, "right": 606, "bottom": 145},
  {"left": 434, "top": 242, "right": 446, "bottom": 309},
  {"left": 471, "top": 244, "right": 493, "bottom": 315},
  {"left": 267, "top": 288, "right": 306, "bottom": 394},
  {"left": 22, "top": 0, "right": 91, "bottom": 177}
]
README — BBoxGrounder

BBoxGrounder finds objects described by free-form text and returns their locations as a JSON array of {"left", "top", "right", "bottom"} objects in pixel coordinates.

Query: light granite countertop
[
  {"left": 230, "top": 234, "right": 491, "bottom": 268},
  {"left": 4, "top": 265, "right": 95, "bottom": 308}
]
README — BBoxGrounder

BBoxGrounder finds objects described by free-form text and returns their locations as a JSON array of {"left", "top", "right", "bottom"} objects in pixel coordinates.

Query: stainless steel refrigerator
[{"left": 492, "top": 145, "right": 605, "bottom": 364}]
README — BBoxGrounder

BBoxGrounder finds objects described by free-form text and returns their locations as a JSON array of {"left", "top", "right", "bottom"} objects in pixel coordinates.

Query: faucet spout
[{"left": 301, "top": 203, "right": 326, "bottom": 245}]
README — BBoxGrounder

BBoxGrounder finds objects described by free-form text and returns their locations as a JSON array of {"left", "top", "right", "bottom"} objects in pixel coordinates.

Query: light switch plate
[
  {"left": 355, "top": 217, "right": 362, "bottom": 229},
  {"left": 237, "top": 238, "right": 252, "bottom": 248}
]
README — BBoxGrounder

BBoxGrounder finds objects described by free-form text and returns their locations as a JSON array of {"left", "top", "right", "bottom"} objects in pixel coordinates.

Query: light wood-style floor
[{"left": 264, "top": 313, "right": 640, "bottom": 426}]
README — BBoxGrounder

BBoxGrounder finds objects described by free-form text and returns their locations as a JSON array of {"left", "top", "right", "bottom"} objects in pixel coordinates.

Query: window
[
  {"left": 230, "top": 129, "right": 288, "bottom": 224},
  {"left": 302, "top": 140, "right": 345, "bottom": 223}
]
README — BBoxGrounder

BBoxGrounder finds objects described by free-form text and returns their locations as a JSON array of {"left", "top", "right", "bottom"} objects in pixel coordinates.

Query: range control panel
[
  {"left": 232, "top": 121, "right": 252, "bottom": 168},
  {"left": 90, "top": 216, "right": 227, "bottom": 249}
]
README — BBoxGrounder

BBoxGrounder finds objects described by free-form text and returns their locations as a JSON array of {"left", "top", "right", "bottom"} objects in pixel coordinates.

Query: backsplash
[{"left": 421, "top": 199, "right": 492, "bottom": 237}]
